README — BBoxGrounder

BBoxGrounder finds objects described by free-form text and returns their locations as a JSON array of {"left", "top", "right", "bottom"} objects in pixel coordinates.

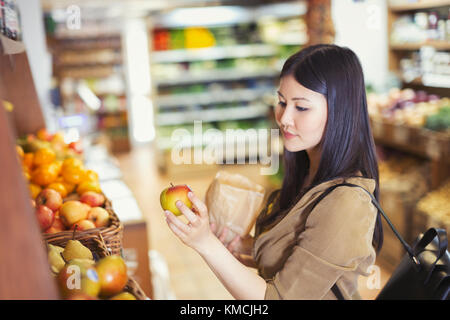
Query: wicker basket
[
  {"left": 43, "top": 195, "right": 123, "bottom": 256},
  {"left": 46, "top": 232, "right": 148, "bottom": 300}
]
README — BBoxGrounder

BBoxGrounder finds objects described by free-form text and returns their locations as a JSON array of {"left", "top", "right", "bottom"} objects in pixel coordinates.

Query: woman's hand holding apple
[{"left": 164, "top": 192, "right": 215, "bottom": 254}]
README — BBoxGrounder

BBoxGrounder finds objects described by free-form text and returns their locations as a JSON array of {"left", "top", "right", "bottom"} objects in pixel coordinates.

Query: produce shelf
[
  {"left": 156, "top": 88, "right": 270, "bottom": 108},
  {"left": 155, "top": 68, "right": 280, "bottom": 86},
  {"left": 370, "top": 118, "right": 450, "bottom": 162},
  {"left": 152, "top": 44, "right": 279, "bottom": 63},
  {"left": 156, "top": 103, "right": 269, "bottom": 126},
  {"left": 390, "top": 41, "right": 450, "bottom": 51}
]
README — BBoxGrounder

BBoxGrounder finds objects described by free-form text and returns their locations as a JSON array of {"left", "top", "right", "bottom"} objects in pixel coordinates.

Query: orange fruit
[
  {"left": 61, "top": 181, "right": 76, "bottom": 195},
  {"left": 23, "top": 153, "right": 34, "bottom": 169},
  {"left": 62, "top": 157, "right": 83, "bottom": 171},
  {"left": 62, "top": 166, "right": 85, "bottom": 185},
  {"left": 77, "top": 180, "right": 101, "bottom": 195},
  {"left": 23, "top": 171, "right": 31, "bottom": 181},
  {"left": 31, "top": 163, "right": 59, "bottom": 186},
  {"left": 29, "top": 183, "right": 42, "bottom": 199},
  {"left": 33, "top": 148, "right": 56, "bottom": 167},
  {"left": 51, "top": 132, "right": 65, "bottom": 144},
  {"left": 83, "top": 170, "right": 99, "bottom": 182},
  {"left": 47, "top": 182, "right": 68, "bottom": 198},
  {"left": 37, "top": 128, "right": 52, "bottom": 141}
]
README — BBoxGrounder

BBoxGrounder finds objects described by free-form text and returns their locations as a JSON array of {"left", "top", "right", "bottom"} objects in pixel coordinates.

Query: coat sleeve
[{"left": 264, "top": 186, "right": 377, "bottom": 300}]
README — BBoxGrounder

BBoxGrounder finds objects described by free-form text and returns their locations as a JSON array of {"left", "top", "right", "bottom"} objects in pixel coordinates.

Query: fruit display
[
  {"left": 33, "top": 187, "right": 109, "bottom": 234},
  {"left": 367, "top": 88, "right": 450, "bottom": 131},
  {"left": 47, "top": 236, "right": 135, "bottom": 300},
  {"left": 15, "top": 129, "right": 102, "bottom": 203},
  {"left": 160, "top": 184, "right": 193, "bottom": 216},
  {"left": 416, "top": 180, "right": 450, "bottom": 229}
]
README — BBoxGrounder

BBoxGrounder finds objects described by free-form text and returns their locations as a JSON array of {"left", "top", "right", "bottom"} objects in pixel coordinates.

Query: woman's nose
[{"left": 279, "top": 105, "right": 295, "bottom": 128}]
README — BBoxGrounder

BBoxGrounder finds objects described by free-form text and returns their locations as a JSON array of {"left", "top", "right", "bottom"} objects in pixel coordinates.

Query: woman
[{"left": 163, "top": 44, "right": 383, "bottom": 300}]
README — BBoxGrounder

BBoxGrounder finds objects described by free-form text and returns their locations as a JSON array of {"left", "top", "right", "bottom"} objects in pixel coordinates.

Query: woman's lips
[{"left": 282, "top": 129, "right": 297, "bottom": 140}]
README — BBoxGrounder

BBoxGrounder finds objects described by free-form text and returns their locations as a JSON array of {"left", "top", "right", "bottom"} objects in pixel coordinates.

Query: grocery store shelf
[
  {"left": 151, "top": 2, "right": 307, "bottom": 28},
  {"left": 390, "top": 41, "right": 450, "bottom": 51},
  {"left": 156, "top": 103, "right": 269, "bottom": 126},
  {"left": 152, "top": 44, "right": 278, "bottom": 63},
  {"left": 155, "top": 68, "right": 279, "bottom": 86},
  {"left": 156, "top": 88, "right": 269, "bottom": 108},
  {"left": 389, "top": 0, "right": 450, "bottom": 12},
  {"left": 370, "top": 118, "right": 450, "bottom": 162}
]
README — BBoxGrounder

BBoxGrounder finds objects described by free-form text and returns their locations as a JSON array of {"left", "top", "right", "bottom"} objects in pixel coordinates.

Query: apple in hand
[
  {"left": 36, "top": 205, "right": 55, "bottom": 231},
  {"left": 59, "top": 200, "right": 90, "bottom": 227},
  {"left": 36, "top": 188, "right": 63, "bottom": 212},
  {"left": 87, "top": 207, "right": 110, "bottom": 228},
  {"left": 160, "top": 184, "right": 193, "bottom": 216},
  {"left": 80, "top": 191, "right": 105, "bottom": 207},
  {"left": 71, "top": 219, "right": 96, "bottom": 231}
]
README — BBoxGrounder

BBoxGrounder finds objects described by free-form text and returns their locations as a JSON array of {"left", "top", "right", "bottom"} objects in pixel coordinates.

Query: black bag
[{"left": 311, "top": 182, "right": 450, "bottom": 300}]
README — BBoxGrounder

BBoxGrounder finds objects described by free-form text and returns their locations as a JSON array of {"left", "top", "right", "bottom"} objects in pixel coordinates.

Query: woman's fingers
[
  {"left": 227, "top": 235, "right": 241, "bottom": 253},
  {"left": 219, "top": 227, "right": 229, "bottom": 243},
  {"left": 165, "top": 210, "right": 191, "bottom": 234},
  {"left": 175, "top": 201, "right": 200, "bottom": 227},
  {"left": 187, "top": 192, "right": 208, "bottom": 218},
  {"left": 166, "top": 217, "right": 187, "bottom": 241}
]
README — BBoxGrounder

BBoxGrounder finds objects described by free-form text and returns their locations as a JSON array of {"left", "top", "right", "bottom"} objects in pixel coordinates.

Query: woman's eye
[
  {"left": 296, "top": 106, "right": 308, "bottom": 112},
  {"left": 278, "top": 101, "right": 287, "bottom": 108}
]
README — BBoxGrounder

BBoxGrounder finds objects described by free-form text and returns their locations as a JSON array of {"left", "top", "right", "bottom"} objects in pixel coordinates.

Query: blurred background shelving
[{"left": 148, "top": 2, "right": 307, "bottom": 173}]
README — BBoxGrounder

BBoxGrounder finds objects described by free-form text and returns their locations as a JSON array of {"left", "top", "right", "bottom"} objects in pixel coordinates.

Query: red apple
[
  {"left": 30, "top": 199, "right": 36, "bottom": 208},
  {"left": 87, "top": 207, "right": 110, "bottom": 228},
  {"left": 36, "top": 205, "right": 55, "bottom": 231},
  {"left": 160, "top": 184, "right": 193, "bottom": 216},
  {"left": 52, "top": 217, "right": 65, "bottom": 230},
  {"left": 36, "top": 188, "right": 62, "bottom": 212},
  {"left": 71, "top": 219, "right": 96, "bottom": 231},
  {"left": 44, "top": 217, "right": 65, "bottom": 233},
  {"left": 80, "top": 191, "right": 105, "bottom": 207}
]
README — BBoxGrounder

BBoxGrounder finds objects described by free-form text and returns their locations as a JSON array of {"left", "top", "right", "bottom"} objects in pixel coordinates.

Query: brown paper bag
[{"left": 205, "top": 171, "right": 265, "bottom": 243}]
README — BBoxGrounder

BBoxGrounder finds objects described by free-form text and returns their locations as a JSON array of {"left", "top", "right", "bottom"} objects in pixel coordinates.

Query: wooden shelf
[
  {"left": 390, "top": 41, "right": 450, "bottom": 51},
  {"left": 389, "top": 0, "right": 450, "bottom": 12}
]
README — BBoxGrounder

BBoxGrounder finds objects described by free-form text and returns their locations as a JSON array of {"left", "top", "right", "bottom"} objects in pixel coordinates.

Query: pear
[
  {"left": 48, "top": 244, "right": 65, "bottom": 274},
  {"left": 57, "top": 259, "right": 101, "bottom": 298},
  {"left": 62, "top": 240, "right": 93, "bottom": 261}
]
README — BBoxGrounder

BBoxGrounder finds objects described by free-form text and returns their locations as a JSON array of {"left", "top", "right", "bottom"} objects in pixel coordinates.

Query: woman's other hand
[{"left": 210, "top": 223, "right": 257, "bottom": 268}]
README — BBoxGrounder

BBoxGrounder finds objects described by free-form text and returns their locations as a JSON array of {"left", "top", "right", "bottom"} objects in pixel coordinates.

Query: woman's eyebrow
[{"left": 277, "top": 91, "right": 311, "bottom": 102}]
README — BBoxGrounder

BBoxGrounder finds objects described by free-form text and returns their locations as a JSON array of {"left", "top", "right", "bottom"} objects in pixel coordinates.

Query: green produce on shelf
[{"left": 425, "top": 106, "right": 450, "bottom": 132}]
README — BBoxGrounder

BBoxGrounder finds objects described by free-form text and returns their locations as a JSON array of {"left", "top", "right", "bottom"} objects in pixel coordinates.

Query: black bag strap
[{"left": 307, "top": 181, "right": 413, "bottom": 300}]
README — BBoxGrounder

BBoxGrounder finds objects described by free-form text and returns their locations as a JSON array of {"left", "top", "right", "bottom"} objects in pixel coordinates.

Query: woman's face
[{"left": 275, "top": 75, "right": 328, "bottom": 153}]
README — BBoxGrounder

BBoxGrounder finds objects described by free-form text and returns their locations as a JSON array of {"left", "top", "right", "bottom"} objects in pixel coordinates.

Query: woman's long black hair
[{"left": 268, "top": 44, "right": 383, "bottom": 252}]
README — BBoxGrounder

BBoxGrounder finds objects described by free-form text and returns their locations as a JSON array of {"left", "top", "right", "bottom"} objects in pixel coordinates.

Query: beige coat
[{"left": 252, "top": 177, "right": 378, "bottom": 300}]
